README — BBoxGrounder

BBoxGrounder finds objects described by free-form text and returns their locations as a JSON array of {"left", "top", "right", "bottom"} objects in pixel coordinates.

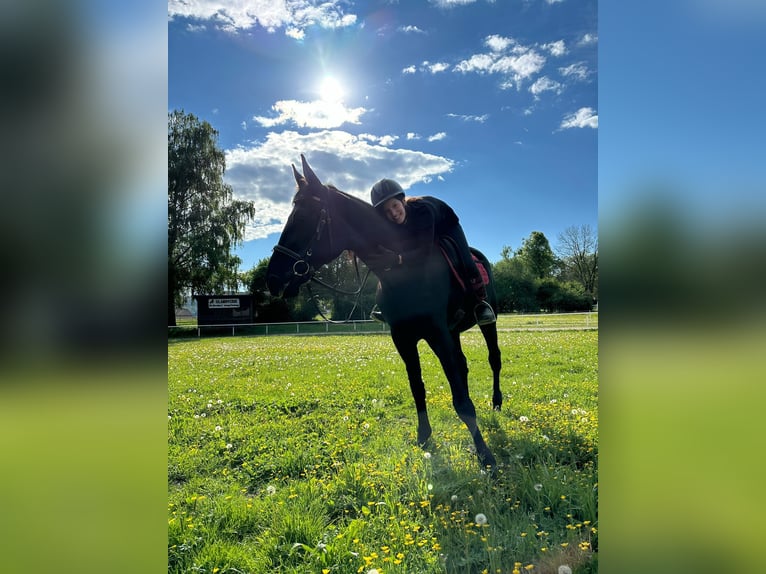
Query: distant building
[{"left": 194, "top": 294, "right": 254, "bottom": 325}]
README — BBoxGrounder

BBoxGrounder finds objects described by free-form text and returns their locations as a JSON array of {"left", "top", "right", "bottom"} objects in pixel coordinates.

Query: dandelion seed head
[
  {"left": 423, "top": 452, "right": 432, "bottom": 459},
  {"left": 519, "top": 415, "right": 529, "bottom": 422},
  {"left": 534, "top": 483, "right": 543, "bottom": 492},
  {"left": 475, "top": 513, "right": 487, "bottom": 525},
  {"left": 214, "top": 425, "right": 222, "bottom": 431},
  {"left": 558, "top": 566, "right": 573, "bottom": 574},
  {"left": 225, "top": 443, "right": 232, "bottom": 449},
  {"left": 266, "top": 485, "right": 276, "bottom": 495},
  {"left": 451, "top": 495, "right": 458, "bottom": 502}
]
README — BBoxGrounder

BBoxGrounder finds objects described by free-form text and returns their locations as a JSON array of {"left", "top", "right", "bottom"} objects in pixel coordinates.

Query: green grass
[{"left": 168, "top": 330, "right": 597, "bottom": 573}]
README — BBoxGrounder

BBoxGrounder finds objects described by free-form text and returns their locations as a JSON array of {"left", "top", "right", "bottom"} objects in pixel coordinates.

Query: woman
[{"left": 368, "top": 178, "right": 496, "bottom": 326}]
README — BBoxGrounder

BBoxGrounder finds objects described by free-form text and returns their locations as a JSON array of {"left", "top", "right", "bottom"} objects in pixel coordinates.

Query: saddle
[{"left": 438, "top": 237, "right": 489, "bottom": 292}]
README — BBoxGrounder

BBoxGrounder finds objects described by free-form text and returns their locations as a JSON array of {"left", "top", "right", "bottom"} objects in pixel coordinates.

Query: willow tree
[{"left": 168, "top": 110, "right": 254, "bottom": 326}]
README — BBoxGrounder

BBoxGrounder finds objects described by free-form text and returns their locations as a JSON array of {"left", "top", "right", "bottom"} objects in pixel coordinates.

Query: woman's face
[{"left": 382, "top": 197, "right": 407, "bottom": 224}]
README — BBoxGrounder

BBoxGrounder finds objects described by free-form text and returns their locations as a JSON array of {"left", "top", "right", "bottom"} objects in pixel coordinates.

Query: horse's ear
[
  {"left": 301, "top": 154, "right": 322, "bottom": 187},
  {"left": 292, "top": 163, "right": 303, "bottom": 185}
]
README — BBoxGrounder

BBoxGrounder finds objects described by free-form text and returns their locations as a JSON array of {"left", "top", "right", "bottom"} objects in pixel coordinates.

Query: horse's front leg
[{"left": 391, "top": 328, "right": 432, "bottom": 446}]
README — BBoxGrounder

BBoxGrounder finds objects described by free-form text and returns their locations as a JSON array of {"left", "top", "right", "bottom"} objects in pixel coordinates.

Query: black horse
[{"left": 267, "top": 155, "right": 502, "bottom": 468}]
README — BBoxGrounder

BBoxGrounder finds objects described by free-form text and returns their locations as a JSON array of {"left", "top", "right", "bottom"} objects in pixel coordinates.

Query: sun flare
[{"left": 319, "top": 76, "right": 345, "bottom": 102}]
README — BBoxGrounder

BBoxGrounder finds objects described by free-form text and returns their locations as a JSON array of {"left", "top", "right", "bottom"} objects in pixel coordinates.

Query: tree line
[{"left": 168, "top": 110, "right": 597, "bottom": 325}]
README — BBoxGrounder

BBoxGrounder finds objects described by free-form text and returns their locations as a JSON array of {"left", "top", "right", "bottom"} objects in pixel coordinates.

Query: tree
[
  {"left": 517, "top": 231, "right": 555, "bottom": 279},
  {"left": 492, "top": 256, "right": 538, "bottom": 313},
  {"left": 555, "top": 224, "right": 598, "bottom": 301},
  {"left": 168, "top": 110, "right": 255, "bottom": 326}
]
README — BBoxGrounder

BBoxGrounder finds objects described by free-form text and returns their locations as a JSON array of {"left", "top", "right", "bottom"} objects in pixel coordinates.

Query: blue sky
[{"left": 168, "top": 0, "right": 598, "bottom": 270}]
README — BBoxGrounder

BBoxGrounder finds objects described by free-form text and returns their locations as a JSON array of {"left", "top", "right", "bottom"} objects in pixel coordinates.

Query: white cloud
[
  {"left": 168, "top": 0, "right": 357, "bottom": 36},
  {"left": 430, "top": 0, "right": 478, "bottom": 6},
  {"left": 427, "top": 132, "right": 447, "bottom": 142},
  {"left": 358, "top": 133, "right": 399, "bottom": 146},
  {"left": 485, "top": 34, "right": 515, "bottom": 52},
  {"left": 447, "top": 113, "right": 489, "bottom": 123},
  {"left": 559, "top": 62, "right": 591, "bottom": 81},
  {"left": 252, "top": 99, "right": 367, "bottom": 129},
  {"left": 399, "top": 25, "right": 426, "bottom": 34},
  {"left": 454, "top": 53, "right": 496, "bottom": 73},
  {"left": 426, "top": 61, "right": 450, "bottom": 74},
  {"left": 402, "top": 65, "right": 417, "bottom": 74},
  {"left": 224, "top": 130, "right": 454, "bottom": 240},
  {"left": 406, "top": 132, "right": 420, "bottom": 140},
  {"left": 542, "top": 40, "right": 567, "bottom": 57},
  {"left": 560, "top": 107, "right": 598, "bottom": 129},
  {"left": 454, "top": 36, "right": 545, "bottom": 89},
  {"left": 529, "top": 76, "right": 562, "bottom": 97},
  {"left": 578, "top": 33, "right": 598, "bottom": 46}
]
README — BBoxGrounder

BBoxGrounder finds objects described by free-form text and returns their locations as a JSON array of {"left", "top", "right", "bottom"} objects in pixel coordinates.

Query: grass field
[{"left": 168, "top": 328, "right": 598, "bottom": 573}]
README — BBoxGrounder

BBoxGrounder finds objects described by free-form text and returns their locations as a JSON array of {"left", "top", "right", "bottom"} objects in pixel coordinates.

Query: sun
[{"left": 319, "top": 75, "right": 346, "bottom": 102}]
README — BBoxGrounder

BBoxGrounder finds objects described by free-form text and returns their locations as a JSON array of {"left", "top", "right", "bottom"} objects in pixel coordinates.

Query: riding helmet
[{"left": 370, "top": 178, "right": 405, "bottom": 209}]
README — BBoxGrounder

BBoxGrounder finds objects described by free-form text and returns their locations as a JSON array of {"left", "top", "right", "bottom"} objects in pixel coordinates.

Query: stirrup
[
  {"left": 370, "top": 305, "right": 386, "bottom": 323},
  {"left": 474, "top": 301, "right": 496, "bottom": 326}
]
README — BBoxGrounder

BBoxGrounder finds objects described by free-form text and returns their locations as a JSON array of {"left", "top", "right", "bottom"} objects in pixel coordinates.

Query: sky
[{"left": 168, "top": 0, "right": 598, "bottom": 270}]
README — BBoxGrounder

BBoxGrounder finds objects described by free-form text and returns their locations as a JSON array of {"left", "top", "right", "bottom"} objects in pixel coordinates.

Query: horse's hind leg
[
  {"left": 391, "top": 329, "right": 432, "bottom": 446},
  {"left": 480, "top": 323, "right": 503, "bottom": 411}
]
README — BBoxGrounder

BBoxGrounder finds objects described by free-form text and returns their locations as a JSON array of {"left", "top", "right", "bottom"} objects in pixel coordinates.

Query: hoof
[
  {"left": 477, "top": 448, "right": 497, "bottom": 470},
  {"left": 417, "top": 429, "right": 433, "bottom": 448}
]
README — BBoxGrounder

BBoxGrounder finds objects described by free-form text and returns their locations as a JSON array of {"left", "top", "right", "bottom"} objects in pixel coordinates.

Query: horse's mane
[{"left": 325, "top": 184, "right": 404, "bottom": 255}]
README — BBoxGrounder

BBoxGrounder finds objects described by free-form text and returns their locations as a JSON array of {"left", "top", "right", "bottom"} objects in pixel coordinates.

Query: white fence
[{"left": 169, "top": 312, "right": 597, "bottom": 338}]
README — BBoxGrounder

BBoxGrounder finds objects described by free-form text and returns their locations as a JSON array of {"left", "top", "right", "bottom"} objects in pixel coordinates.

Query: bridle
[
  {"left": 271, "top": 194, "right": 329, "bottom": 282},
  {"left": 272, "top": 187, "right": 372, "bottom": 322}
]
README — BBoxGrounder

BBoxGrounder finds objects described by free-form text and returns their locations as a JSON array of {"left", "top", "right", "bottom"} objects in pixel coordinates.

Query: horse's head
[{"left": 267, "top": 154, "right": 338, "bottom": 298}]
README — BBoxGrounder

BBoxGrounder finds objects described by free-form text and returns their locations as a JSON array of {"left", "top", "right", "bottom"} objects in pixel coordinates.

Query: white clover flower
[
  {"left": 558, "top": 566, "right": 573, "bottom": 574},
  {"left": 519, "top": 415, "right": 529, "bottom": 422},
  {"left": 225, "top": 443, "right": 232, "bottom": 449},
  {"left": 534, "top": 483, "right": 543, "bottom": 492},
  {"left": 475, "top": 513, "right": 487, "bottom": 525}
]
